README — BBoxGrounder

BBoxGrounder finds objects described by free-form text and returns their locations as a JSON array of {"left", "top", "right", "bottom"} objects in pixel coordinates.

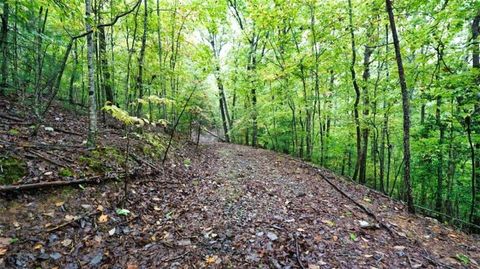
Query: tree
[
  {"left": 385, "top": 0, "right": 414, "bottom": 214},
  {"left": 85, "top": 0, "right": 97, "bottom": 148},
  {"left": 0, "top": 1, "right": 8, "bottom": 94}
]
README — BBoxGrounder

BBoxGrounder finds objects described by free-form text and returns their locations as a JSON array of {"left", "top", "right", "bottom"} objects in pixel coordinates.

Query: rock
[
  {"left": 266, "top": 232, "right": 278, "bottom": 241},
  {"left": 359, "top": 220, "right": 370, "bottom": 228}
]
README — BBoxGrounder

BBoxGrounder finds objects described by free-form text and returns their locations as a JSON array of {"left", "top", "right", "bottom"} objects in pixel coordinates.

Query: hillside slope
[{"left": 0, "top": 98, "right": 479, "bottom": 268}]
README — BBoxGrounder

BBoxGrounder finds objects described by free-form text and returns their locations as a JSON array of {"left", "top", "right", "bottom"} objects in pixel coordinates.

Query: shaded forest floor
[{"left": 0, "top": 97, "right": 479, "bottom": 268}]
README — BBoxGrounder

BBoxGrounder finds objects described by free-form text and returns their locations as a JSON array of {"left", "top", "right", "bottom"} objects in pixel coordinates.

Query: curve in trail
[{"left": 161, "top": 143, "right": 479, "bottom": 268}]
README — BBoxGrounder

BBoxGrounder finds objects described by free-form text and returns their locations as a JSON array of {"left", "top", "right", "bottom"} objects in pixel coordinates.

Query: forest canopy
[{"left": 0, "top": 0, "right": 480, "bottom": 229}]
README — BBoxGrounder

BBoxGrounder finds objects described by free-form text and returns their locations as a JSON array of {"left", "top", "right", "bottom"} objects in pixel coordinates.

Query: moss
[
  {"left": 0, "top": 155, "right": 27, "bottom": 185},
  {"left": 7, "top": 128, "right": 20, "bottom": 136},
  {"left": 79, "top": 147, "right": 124, "bottom": 173},
  {"left": 59, "top": 168, "right": 74, "bottom": 177}
]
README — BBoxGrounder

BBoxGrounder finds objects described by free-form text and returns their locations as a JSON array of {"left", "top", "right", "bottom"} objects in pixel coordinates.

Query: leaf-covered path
[
  {"left": 1, "top": 142, "right": 479, "bottom": 268},
  {"left": 183, "top": 143, "right": 479, "bottom": 268}
]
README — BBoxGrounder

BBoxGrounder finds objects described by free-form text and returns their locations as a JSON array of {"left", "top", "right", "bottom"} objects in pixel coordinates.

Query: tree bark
[
  {"left": 348, "top": 0, "right": 362, "bottom": 182},
  {"left": 85, "top": 0, "right": 97, "bottom": 148},
  {"left": 135, "top": 0, "right": 148, "bottom": 116},
  {"left": 386, "top": 0, "right": 415, "bottom": 213},
  {"left": 0, "top": 0, "right": 8, "bottom": 94}
]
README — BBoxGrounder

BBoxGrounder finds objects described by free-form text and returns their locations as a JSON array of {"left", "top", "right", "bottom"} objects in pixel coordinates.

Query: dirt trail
[
  {"left": 1, "top": 143, "right": 479, "bottom": 268},
  {"left": 180, "top": 143, "right": 479, "bottom": 268}
]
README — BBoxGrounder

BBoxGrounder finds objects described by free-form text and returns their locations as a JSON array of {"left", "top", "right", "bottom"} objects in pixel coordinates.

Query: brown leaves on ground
[{"left": 0, "top": 97, "right": 479, "bottom": 268}]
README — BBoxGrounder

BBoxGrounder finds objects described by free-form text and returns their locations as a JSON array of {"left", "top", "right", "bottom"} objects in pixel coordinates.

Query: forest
[{"left": 0, "top": 0, "right": 480, "bottom": 267}]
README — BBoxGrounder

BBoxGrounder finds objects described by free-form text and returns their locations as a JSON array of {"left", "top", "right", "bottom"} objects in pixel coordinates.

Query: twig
[
  {"left": 52, "top": 127, "right": 82, "bottom": 136},
  {"left": 162, "top": 85, "right": 197, "bottom": 164},
  {"left": 27, "top": 149, "right": 69, "bottom": 168},
  {"left": 318, "top": 172, "right": 396, "bottom": 237},
  {"left": 161, "top": 251, "right": 190, "bottom": 263},
  {"left": 0, "top": 113, "right": 24, "bottom": 122},
  {"left": 293, "top": 234, "right": 306, "bottom": 269},
  {"left": 130, "top": 152, "right": 161, "bottom": 172},
  {"left": 46, "top": 210, "right": 101, "bottom": 232}
]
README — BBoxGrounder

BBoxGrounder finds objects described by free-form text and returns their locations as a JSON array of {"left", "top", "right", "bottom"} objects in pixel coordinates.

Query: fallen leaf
[
  {"left": 127, "top": 264, "right": 139, "bottom": 269},
  {"left": 322, "top": 220, "right": 335, "bottom": 227},
  {"left": 43, "top": 211, "right": 55, "bottom": 218},
  {"left": 61, "top": 239, "right": 72, "bottom": 247},
  {"left": 98, "top": 214, "right": 108, "bottom": 223},
  {"left": 266, "top": 232, "right": 278, "bottom": 241},
  {"left": 0, "top": 247, "right": 7, "bottom": 256},
  {"left": 33, "top": 243, "right": 43, "bottom": 250},
  {"left": 64, "top": 215, "right": 76, "bottom": 221},
  {"left": 108, "top": 228, "right": 116, "bottom": 236},
  {"left": 97, "top": 205, "right": 104, "bottom": 211},
  {"left": 393, "top": 245, "right": 406, "bottom": 251},
  {"left": 55, "top": 201, "right": 64, "bottom": 207},
  {"left": 205, "top": 255, "right": 219, "bottom": 265}
]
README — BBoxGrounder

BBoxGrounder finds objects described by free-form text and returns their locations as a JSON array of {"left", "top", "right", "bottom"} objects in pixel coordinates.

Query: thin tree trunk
[
  {"left": 85, "top": 0, "right": 97, "bottom": 148},
  {"left": 348, "top": 0, "right": 362, "bottom": 182},
  {"left": 360, "top": 44, "right": 372, "bottom": 184},
  {"left": 386, "top": 0, "right": 415, "bottom": 213},
  {"left": 0, "top": 0, "right": 9, "bottom": 94},
  {"left": 98, "top": 2, "right": 113, "bottom": 103},
  {"left": 135, "top": 0, "right": 148, "bottom": 116}
]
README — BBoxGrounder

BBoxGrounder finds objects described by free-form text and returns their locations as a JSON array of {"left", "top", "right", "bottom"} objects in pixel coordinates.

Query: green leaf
[
  {"left": 455, "top": 254, "right": 470, "bottom": 265},
  {"left": 349, "top": 233, "right": 357, "bottom": 241},
  {"left": 116, "top": 208, "right": 131, "bottom": 216}
]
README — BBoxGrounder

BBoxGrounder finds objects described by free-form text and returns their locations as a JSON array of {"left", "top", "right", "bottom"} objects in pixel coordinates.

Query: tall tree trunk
[
  {"left": 34, "top": 7, "right": 48, "bottom": 118},
  {"left": 68, "top": 40, "right": 78, "bottom": 105},
  {"left": 348, "top": 0, "right": 362, "bottom": 182},
  {"left": 471, "top": 10, "right": 480, "bottom": 224},
  {"left": 98, "top": 2, "right": 113, "bottom": 103},
  {"left": 359, "top": 44, "right": 372, "bottom": 184},
  {"left": 136, "top": 0, "right": 148, "bottom": 116},
  {"left": 386, "top": 0, "right": 415, "bottom": 213},
  {"left": 85, "top": 0, "right": 97, "bottom": 148},
  {"left": 0, "top": 0, "right": 8, "bottom": 94},
  {"left": 156, "top": 0, "right": 167, "bottom": 120}
]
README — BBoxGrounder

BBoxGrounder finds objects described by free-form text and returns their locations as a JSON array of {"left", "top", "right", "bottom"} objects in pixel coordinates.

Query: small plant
[
  {"left": 59, "top": 168, "right": 74, "bottom": 177},
  {"left": 184, "top": 158, "right": 192, "bottom": 168},
  {"left": 116, "top": 208, "right": 130, "bottom": 216},
  {"left": 7, "top": 128, "right": 20, "bottom": 136},
  {"left": 455, "top": 254, "right": 470, "bottom": 265}
]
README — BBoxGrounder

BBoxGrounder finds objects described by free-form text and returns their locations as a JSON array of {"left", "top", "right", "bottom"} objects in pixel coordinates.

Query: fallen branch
[
  {"left": 27, "top": 149, "right": 69, "bottom": 168},
  {"left": 0, "top": 175, "right": 104, "bottom": 192},
  {"left": 52, "top": 126, "right": 82, "bottom": 136},
  {"left": 317, "top": 172, "right": 396, "bottom": 237},
  {"left": 0, "top": 140, "right": 85, "bottom": 150},
  {"left": 293, "top": 234, "right": 306, "bottom": 269},
  {"left": 130, "top": 153, "right": 161, "bottom": 173},
  {"left": 0, "top": 113, "right": 24, "bottom": 122},
  {"left": 201, "top": 127, "right": 225, "bottom": 142}
]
